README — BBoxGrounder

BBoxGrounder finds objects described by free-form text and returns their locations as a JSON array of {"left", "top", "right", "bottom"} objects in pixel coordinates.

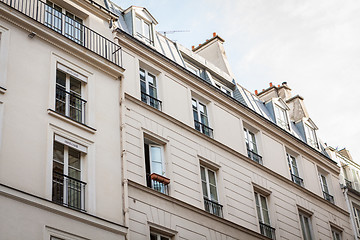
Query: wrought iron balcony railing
[
  {"left": 52, "top": 171, "right": 86, "bottom": 211},
  {"left": 291, "top": 174, "right": 304, "bottom": 187},
  {"left": 247, "top": 149, "right": 263, "bottom": 165},
  {"left": 141, "top": 92, "right": 162, "bottom": 111},
  {"left": 259, "top": 222, "right": 276, "bottom": 239},
  {"left": 194, "top": 120, "right": 213, "bottom": 138},
  {"left": 56, "top": 86, "right": 86, "bottom": 124},
  {"left": 147, "top": 173, "right": 169, "bottom": 195},
  {"left": 204, "top": 198, "right": 223, "bottom": 218},
  {"left": 323, "top": 191, "right": 334, "bottom": 204},
  {"left": 1, "top": 0, "right": 122, "bottom": 67}
]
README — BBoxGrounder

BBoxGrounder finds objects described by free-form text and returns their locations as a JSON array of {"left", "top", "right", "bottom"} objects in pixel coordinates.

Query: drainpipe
[
  {"left": 343, "top": 187, "right": 357, "bottom": 240},
  {"left": 119, "top": 75, "right": 130, "bottom": 239}
]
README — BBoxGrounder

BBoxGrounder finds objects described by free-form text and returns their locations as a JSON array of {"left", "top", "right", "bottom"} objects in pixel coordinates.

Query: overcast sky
[{"left": 114, "top": 0, "right": 360, "bottom": 161}]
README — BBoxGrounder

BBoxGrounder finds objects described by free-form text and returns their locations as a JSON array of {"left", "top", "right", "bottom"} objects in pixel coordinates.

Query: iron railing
[
  {"left": 204, "top": 198, "right": 223, "bottom": 218},
  {"left": 323, "top": 191, "right": 334, "bottom": 204},
  {"left": 52, "top": 171, "right": 86, "bottom": 211},
  {"left": 259, "top": 222, "right": 276, "bottom": 239},
  {"left": 291, "top": 174, "right": 304, "bottom": 187},
  {"left": 55, "top": 86, "right": 86, "bottom": 124},
  {"left": 194, "top": 120, "right": 213, "bottom": 138},
  {"left": 147, "top": 173, "right": 169, "bottom": 195},
  {"left": 247, "top": 149, "right": 263, "bottom": 165},
  {"left": 141, "top": 92, "right": 162, "bottom": 110},
  {"left": 0, "top": 0, "right": 122, "bottom": 67}
]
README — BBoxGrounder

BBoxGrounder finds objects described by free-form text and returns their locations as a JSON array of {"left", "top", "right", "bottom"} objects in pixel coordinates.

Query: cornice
[
  {"left": 116, "top": 30, "right": 338, "bottom": 173},
  {"left": 124, "top": 93, "right": 348, "bottom": 216}
]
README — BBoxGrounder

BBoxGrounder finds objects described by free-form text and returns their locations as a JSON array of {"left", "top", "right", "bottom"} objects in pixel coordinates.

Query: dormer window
[
  {"left": 274, "top": 105, "right": 289, "bottom": 130},
  {"left": 214, "top": 82, "right": 232, "bottom": 97},
  {"left": 305, "top": 124, "right": 318, "bottom": 149},
  {"left": 135, "top": 16, "right": 153, "bottom": 45},
  {"left": 185, "top": 61, "right": 201, "bottom": 76}
]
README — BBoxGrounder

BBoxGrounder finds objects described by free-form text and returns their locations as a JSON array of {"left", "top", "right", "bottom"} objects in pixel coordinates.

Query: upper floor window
[
  {"left": 200, "top": 166, "right": 222, "bottom": 217},
  {"left": 353, "top": 204, "right": 360, "bottom": 236},
  {"left": 140, "top": 68, "right": 161, "bottom": 110},
  {"left": 135, "top": 16, "right": 153, "bottom": 45},
  {"left": 144, "top": 138, "right": 169, "bottom": 195},
  {"left": 52, "top": 137, "right": 86, "bottom": 211},
  {"left": 150, "top": 232, "right": 171, "bottom": 240},
  {"left": 192, "top": 98, "right": 213, "bottom": 138},
  {"left": 185, "top": 61, "right": 201, "bottom": 76},
  {"left": 45, "top": 1, "right": 83, "bottom": 44},
  {"left": 274, "top": 105, "right": 289, "bottom": 130},
  {"left": 55, "top": 69, "right": 86, "bottom": 124},
  {"left": 214, "top": 82, "right": 232, "bottom": 97},
  {"left": 331, "top": 228, "right": 342, "bottom": 240},
  {"left": 299, "top": 212, "right": 314, "bottom": 240},
  {"left": 319, "top": 173, "right": 334, "bottom": 203},
  {"left": 254, "top": 192, "right": 275, "bottom": 239},
  {"left": 244, "top": 128, "right": 262, "bottom": 164},
  {"left": 305, "top": 124, "right": 318, "bottom": 149},
  {"left": 287, "top": 153, "right": 303, "bottom": 187}
]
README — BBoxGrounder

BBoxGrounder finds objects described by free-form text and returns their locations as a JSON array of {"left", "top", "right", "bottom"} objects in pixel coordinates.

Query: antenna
[{"left": 158, "top": 30, "right": 190, "bottom": 37}]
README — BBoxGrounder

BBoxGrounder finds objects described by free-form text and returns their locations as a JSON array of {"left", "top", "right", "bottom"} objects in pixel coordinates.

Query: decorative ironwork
[
  {"left": 247, "top": 149, "right": 263, "bottom": 165},
  {"left": 55, "top": 86, "right": 86, "bottom": 124},
  {"left": 323, "top": 191, "right": 334, "bottom": 204},
  {"left": 141, "top": 91, "right": 162, "bottom": 110},
  {"left": 291, "top": 174, "right": 304, "bottom": 187},
  {"left": 259, "top": 222, "right": 276, "bottom": 239},
  {"left": 1, "top": 0, "right": 122, "bottom": 66},
  {"left": 52, "top": 172, "right": 86, "bottom": 211},
  {"left": 204, "top": 198, "right": 223, "bottom": 217},
  {"left": 147, "top": 173, "right": 169, "bottom": 195},
  {"left": 194, "top": 120, "right": 213, "bottom": 138}
]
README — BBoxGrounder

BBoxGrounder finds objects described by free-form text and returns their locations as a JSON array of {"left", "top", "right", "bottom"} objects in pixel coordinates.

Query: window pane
[
  {"left": 150, "top": 146, "right": 163, "bottom": 175},
  {"left": 135, "top": 17, "right": 142, "bottom": 35},
  {"left": 56, "top": 70, "right": 66, "bottom": 87},
  {"left": 209, "top": 185, "right": 218, "bottom": 201},
  {"left": 144, "top": 22, "right": 151, "bottom": 40},
  {"left": 208, "top": 170, "right": 216, "bottom": 185},
  {"left": 160, "top": 237, "right": 170, "bottom": 240},
  {"left": 69, "top": 148, "right": 81, "bottom": 169},
  {"left": 70, "top": 77, "right": 81, "bottom": 96},
  {"left": 53, "top": 141, "right": 64, "bottom": 163}
]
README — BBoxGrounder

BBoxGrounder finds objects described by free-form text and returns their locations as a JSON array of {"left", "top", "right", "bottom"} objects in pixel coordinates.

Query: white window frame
[
  {"left": 192, "top": 98, "right": 212, "bottom": 137},
  {"left": 52, "top": 138, "right": 85, "bottom": 210},
  {"left": 299, "top": 212, "right": 314, "bottom": 240},
  {"left": 185, "top": 61, "right": 201, "bottom": 76},
  {"left": 254, "top": 192, "right": 271, "bottom": 225},
  {"left": 148, "top": 144, "right": 165, "bottom": 176},
  {"left": 244, "top": 128, "right": 258, "bottom": 153},
  {"left": 150, "top": 232, "right": 171, "bottom": 240},
  {"left": 55, "top": 68, "right": 86, "bottom": 123},
  {"left": 140, "top": 68, "right": 160, "bottom": 109},
  {"left": 274, "top": 104, "right": 289, "bottom": 130},
  {"left": 353, "top": 204, "right": 360, "bottom": 236},
  {"left": 214, "top": 81, "right": 233, "bottom": 97},
  {"left": 305, "top": 124, "right": 318, "bottom": 149},
  {"left": 331, "top": 228, "right": 342, "bottom": 240},
  {"left": 200, "top": 166, "right": 219, "bottom": 203},
  {"left": 287, "top": 153, "right": 303, "bottom": 186},
  {"left": 135, "top": 16, "right": 153, "bottom": 45},
  {"left": 319, "top": 173, "right": 330, "bottom": 194}
]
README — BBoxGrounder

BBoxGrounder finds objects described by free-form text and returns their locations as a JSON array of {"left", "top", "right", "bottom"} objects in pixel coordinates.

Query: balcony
[
  {"left": 247, "top": 149, "right": 263, "bottom": 165},
  {"left": 52, "top": 172, "right": 86, "bottom": 211},
  {"left": 259, "top": 222, "right": 276, "bottom": 239},
  {"left": 56, "top": 87, "right": 86, "bottom": 124},
  {"left": 1, "top": 0, "right": 122, "bottom": 67},
  {"left": 204, "top": 198, "right": 223, "bottom": 217},
  {"left": 147, "top": 173, "right": 169, "bottom": 195},
  {"left": 141, "top": 92, "right": 162, "bottom": 110},
  {"left": 291, "top": 174, "right": 304, "bottom": 187},
  {"left": 323, "top": 191, "right": 334, "bottom": 204},
  {"left": 194, "top": 120, "right": 214, "bottom": 138}
]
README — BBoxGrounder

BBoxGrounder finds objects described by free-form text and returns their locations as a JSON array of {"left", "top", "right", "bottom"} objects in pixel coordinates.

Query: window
[
  {"left": 192, "top": 98, "right": 213, "bottom": 137},
  {"left": 331, "top": 228, "right": 342, "bottom": 240},
  {"left": 244, "top": 128, "right": 262, "bottom": 164},
  {"left": 55, "top": 69, "right": 86, "bottom": 123},
  {"left": 287, "top": 153, "right": 303, "bottom": 186},
  {"left": 319, "top": 173, "right": 334, "bottom": 203},
  {"left": 144, "top": 139, "right": 169, "bottom": 194},
  {"left": 299, "top": 212, "right": 313, "bottom": 240},
  {"left": 214, "top": 82, "right": 232, "bottom": 97},
  {"left": 135, "top": 16, "right": 153, "bottom": 45},
  {"left": 45, "top": 1, "right": 83, "bottom": 44},
  {"left": 150, "top": 232, "right": 171, "bottom": 240},
  {"left": 52, "top": 137, "right": 86, "bottom": 211},
  {"left": 353, "top": 205, "right": 360, "bottom": 235},
  {"left": 274, "top": 105, "right": 289, "bottom": 130},
  {"left": 185, "top": 61, "right": 201, "bottom": 76},
  {"left": 305, "top": 124, "right": 318, "bottom": 149},
  {"left": 254, "top": 192, "right": 275, "bottom": 239},
  {"left": 200, "top": 166, "right": 222, "bottom": 217},
  {"left": 140, "top": 68, "right": 161, "bottom": 110}
]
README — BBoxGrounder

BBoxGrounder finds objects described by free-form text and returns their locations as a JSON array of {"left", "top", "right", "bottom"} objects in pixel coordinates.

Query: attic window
[
  {"left": 185, "top": 61, "right": 201, "bottom": 76},
  {"left": 214, "top": 82, "right": 232, "bottom": 97},
  {"left": 135, "top": 16, "right": 153, "bottom": 45},
  {"left": 305, "top": 124, "right": 318, "bottom": 149},
  {"left": 274, "top": 105, "right": 289, "bottom": 130}
]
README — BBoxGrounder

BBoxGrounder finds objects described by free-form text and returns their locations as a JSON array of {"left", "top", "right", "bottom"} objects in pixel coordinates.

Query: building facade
[{"left": 0, "top": 0, "right": 355, "bottom": 239}]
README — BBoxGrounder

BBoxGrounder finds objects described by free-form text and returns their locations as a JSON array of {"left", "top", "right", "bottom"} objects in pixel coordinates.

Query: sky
[{"left": 114, "top": 0, "right": 360, "bottom": 161}]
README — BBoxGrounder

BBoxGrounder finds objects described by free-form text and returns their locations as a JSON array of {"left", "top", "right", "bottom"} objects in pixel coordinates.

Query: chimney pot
[
  {"left": 192, "top": 46, "right": 194, "bottom": 49},
  {"left": 262, "top": 89, "right": 265, "bottom": 91},
  {"left": 269, "top": 82, "right": 273, "bottom": 87},
  {"left": 278, "top": 85, "right": 280, "bottom": 87},
  {"left": 199, "top": 44, "right": 201, "bottom": 46},
  {"left": 255, "top": 90, "right": 258, "bottom": 95},
  {"left": 213, "top": 32, "right": 216, "bottom": 37}
]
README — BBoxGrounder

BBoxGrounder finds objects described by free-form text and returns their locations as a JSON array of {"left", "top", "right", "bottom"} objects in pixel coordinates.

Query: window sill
[
  {"left": 47, "top": 109, "right": 96, "bottom": 134},
  {"left": 0, "top": 86, "right": 6, "bottom": 94}
]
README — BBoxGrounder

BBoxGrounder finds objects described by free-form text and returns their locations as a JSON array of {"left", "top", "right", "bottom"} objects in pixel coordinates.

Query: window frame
[
  {"left": 254, "top": 192, "right": 271, "bottom": 225},
  {"left": 135, "top": 16, "right": 153, "bottom": 45},
  {"left": 299, "top": 212, "right": 314, "bottom": 240},
  {"left": 274, "top": 104, "right": 290, "bottom": 130},
  {"left": 331, "top": 227, "right": 342, "bottom": 240},
  {"left": 214, "top": 81, "right": 233, "bottom": 97},
  {"left": 140, "top": 68, "right": 161, "bottom": 110},
  {"left": 150, "top": 232, "right": 171, "bottom": 240},
  {"left": 192, "top": 98, "right": 213, "bottom": 137},
  {"left": 353, "top": 204, "right": 360, "bottom": 236},
  {"left": 287, "top": 153, "right": 303, "bottom": 186},
  {"left": 244, "top": 128, "right": 258, "bottom": 153},
  {"left": 304, "top": 123, "right": 318, "bottom": 149}
]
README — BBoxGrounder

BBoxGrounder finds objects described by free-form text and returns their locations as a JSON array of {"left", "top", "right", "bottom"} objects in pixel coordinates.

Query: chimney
[
  {"left": 192, "top": 46, "right": 195, "bottom": 50},
  {"left": 269, "top": 82, "right": 273, "bottom": 87},
  {"left": 255, "top": 90, "right": 258, "bottom": 95},
  {"left": 278, "top": 82, "right": 292, "bottom": 100},
  {"left": 213, "top": 32, "right": 216, "bottom": 37}
]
